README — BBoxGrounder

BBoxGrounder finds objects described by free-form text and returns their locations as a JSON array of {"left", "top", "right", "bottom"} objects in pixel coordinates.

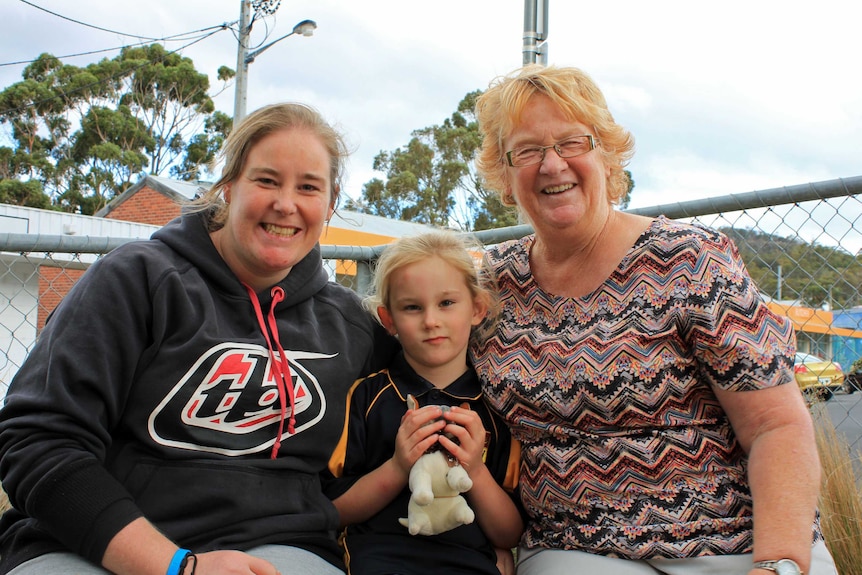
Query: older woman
[
  {"left": 0, "top": 103, "right": 394, "bottom": 575},
  {"left": 470, "top": 65, "right": 837, "bottom": 575}
]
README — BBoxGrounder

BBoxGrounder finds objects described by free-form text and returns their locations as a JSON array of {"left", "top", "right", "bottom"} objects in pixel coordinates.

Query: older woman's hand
[{"left": 494, "top": 547, "right": 516, "bottom": 575}]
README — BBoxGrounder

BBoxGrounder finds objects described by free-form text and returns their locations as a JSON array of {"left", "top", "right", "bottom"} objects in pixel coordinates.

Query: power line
[
  {"left": 18, "top": 0, "right": 163, "bottom": 40},
  {"left": 2, "top": 1, "right": 287, "bottom": 118},
  {"left": 0, "top": 25, "right": 231, "bottom": 68},
  {"left": 0, "top": 28, "right": 226, "bottom": 118}
]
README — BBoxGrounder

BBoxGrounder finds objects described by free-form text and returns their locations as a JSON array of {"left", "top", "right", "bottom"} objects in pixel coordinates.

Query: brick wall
[
  {"left": 105, "top": 187, "right": 182, "bottom": 226},
  {"left": 37, "top": 267, "right": 86, "bottom": 331},
  {"left": 36, "top": 185, "right": 179, "bottom": 329}
]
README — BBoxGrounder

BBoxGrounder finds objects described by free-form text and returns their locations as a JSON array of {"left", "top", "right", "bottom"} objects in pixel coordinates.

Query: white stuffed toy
[{"left": 398, "top": 395, "right": 476, "bottom": 536}]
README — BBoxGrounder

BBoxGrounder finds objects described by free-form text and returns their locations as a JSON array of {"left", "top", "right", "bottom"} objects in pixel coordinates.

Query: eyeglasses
[{"left": 505, "top": 135, "right": 596, "bottom": 167}]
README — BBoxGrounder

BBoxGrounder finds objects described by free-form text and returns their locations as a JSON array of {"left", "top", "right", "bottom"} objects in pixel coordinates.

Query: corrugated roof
[
  {"left": 145, "top": 175, "right": 210, "bottom": 200},
  {"left": 0, "top": 204, "right": 159, "bottom": 239}
]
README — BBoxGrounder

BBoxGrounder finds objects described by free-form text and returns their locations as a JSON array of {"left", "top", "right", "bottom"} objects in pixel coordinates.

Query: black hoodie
[{"left": 0, "top": 211, "right": 393, "bottom": 573}]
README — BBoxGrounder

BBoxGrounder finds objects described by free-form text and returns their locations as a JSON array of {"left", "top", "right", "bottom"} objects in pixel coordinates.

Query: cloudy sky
[{"left": 1, "top": 0, "right": 860, "bottom": 212}]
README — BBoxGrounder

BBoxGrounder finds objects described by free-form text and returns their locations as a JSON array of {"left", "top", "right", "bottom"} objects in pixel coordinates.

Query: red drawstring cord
[
  {"left": 266, "top": 287, "right": 297, "bottom": 437},
  {"left": 243, "top": 284, "right": 296, "bottom": 459}
]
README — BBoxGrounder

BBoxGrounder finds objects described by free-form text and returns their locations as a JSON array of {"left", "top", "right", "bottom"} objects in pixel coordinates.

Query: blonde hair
[
  {"left": 366, "top": 231, "right": 498, "bottom": 338},
  {"left": 475, "top": 64, "right": 635, "bottom": 205},
  {"left": 192, "top": 102, "right": 349, "bottom": 228}
]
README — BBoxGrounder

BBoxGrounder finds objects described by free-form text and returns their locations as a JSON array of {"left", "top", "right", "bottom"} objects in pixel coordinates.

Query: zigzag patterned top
[{"left": 470, "top": 216, "right": 798, "bottom": 559}]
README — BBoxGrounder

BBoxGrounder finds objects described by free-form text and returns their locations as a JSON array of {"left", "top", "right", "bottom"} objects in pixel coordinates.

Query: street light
[
  {"left": 233, "top": 7, "right": 317, "bottom": 123},
  {"left": 246, "top": 20, "right": 317, "bottom": 64}
]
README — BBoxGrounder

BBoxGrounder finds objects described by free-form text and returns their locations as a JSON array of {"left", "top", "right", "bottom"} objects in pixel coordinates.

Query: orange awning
[{"left": 767, "top": 302, "right": 862, "bottom": 338}]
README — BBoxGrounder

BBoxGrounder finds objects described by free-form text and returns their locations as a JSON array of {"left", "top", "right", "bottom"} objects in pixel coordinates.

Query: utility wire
[
  {"left": 2, "top": 1, "right": 286, "bottom": 115},
  {"left": 18, "top": 0, "right": 163, "bottom": 40},
  {"left": 0, "top": 25, "right": 230, "bottom": 68},
  {"left": 0, "top": 28, "right": 225, "bottom": 118}
]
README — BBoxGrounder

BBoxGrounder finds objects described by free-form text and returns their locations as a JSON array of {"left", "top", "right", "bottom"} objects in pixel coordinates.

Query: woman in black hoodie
[{"left": 0, "top": 102, "right": 394, "bottom": 575}]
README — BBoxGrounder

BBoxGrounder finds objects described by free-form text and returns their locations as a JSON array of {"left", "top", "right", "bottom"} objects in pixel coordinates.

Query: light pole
[
  {"left": 232, "top": 2, "right": 316, "bottom": 123},
  {"left": 522, "top": 0, "right": 549, "bottom": 65}
]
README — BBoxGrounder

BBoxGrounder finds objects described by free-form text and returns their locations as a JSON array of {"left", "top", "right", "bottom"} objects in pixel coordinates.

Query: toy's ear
[{"left": 407, "top": 394, "right": 418, "bottom": 411}]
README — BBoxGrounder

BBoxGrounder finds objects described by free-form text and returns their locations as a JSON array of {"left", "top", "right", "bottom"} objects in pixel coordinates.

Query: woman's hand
[
  {"left": 102, "top": 518, "right": 283, "bottom": 575},
  {"left": 494, "top": 547, "right": 516, "bottom": 575},
  {"left": 190, "top": 550, "right": 281, "bottom": 574}
]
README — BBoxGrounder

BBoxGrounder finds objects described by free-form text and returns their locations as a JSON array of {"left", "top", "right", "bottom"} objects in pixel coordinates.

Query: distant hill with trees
[{"left": 725, "top": 227, "right": 862, "bottom": 309}]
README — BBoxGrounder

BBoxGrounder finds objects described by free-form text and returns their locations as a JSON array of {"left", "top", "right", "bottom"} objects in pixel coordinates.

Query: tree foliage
[
  {"left": 347, "top": 90, "right": 639, "bottom": 231},
  {"left": 346, "top": 91, "right": 519, "bottom": 231},
  {"left": 0, "top": 178, "right": 51, "bottom": 209},
  {"left": 0, "top": 45, "right": 231, "bottom": 214}
]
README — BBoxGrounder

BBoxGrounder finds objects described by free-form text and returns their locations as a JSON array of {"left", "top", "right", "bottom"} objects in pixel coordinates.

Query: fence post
[{"left": 355, "top": 260, "right": 373, "bottom": 296}]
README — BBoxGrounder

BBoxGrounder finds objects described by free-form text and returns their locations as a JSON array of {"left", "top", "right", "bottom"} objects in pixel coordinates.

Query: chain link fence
[{"left": 2, "top": 177, "right": 862, "bottom": 452}]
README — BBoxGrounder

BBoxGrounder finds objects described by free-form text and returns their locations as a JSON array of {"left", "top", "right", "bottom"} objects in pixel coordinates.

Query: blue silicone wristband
[{"left": 166, "top": 548, "right": 192, "bottom": 575}]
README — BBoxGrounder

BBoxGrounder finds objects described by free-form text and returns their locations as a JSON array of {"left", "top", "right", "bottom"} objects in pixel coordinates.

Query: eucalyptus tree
[
  {"left": 347, "top": 91, "right": 519, "bottom": 231},
  {"left": 0, "top": 45, "right": 232, "bottom": 214}
]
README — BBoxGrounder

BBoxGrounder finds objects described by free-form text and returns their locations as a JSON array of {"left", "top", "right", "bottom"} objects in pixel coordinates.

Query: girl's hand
[
  {"left": 392, "top": 405, "right": 445, "bottom": 475},
  {"left": 438, "top": 406, "right": 487, "bottom": 475}
]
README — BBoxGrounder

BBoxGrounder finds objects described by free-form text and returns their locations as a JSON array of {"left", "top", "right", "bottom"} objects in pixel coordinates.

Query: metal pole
[
  {"left": 522, "top": 0, "right": 549, "bottom": 66},
  {"left": 522, "top": 0, "right": 539, "bottom": 65},
  {"left": 537, "top": 0, "right": 549, "bottom": 65},
  {"left": 777, "top": 264, "right": 783, "bottom": 300},
  {"left": 233, "top": 0, "right": 251, "bottom": 124}
]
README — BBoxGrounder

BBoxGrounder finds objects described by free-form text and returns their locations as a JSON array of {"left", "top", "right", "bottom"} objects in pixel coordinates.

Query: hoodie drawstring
[{"left": 243, "top": 284, "right": 296, "bottom": 459}]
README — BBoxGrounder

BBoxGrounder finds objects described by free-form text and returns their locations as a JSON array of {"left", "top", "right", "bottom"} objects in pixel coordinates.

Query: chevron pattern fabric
[{"left": 471, "top": 216, "right": 800, "bottom": 559}]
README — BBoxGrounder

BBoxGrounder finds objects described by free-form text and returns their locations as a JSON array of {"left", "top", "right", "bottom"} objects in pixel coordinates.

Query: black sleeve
[{"left": 0, "top": 248, "right": 152, "bottom": 563}]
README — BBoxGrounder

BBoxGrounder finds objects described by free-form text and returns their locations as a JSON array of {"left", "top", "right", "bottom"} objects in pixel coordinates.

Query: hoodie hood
[{"left": 152, "top": 211, "right": 331, "bottom": 303}]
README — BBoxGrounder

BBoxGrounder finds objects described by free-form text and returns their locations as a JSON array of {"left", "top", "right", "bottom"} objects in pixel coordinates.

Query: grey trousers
[
  {"left": 516, "top": 540, "right": 838, "bottom": 575},
  {"left": 7, "top": 544, "right": 344, "bottom": 575}
]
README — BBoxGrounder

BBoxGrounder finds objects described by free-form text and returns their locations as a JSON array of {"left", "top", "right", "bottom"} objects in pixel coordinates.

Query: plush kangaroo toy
[{"left": 398, "top": 395, "right": 475, "bottom": 536}]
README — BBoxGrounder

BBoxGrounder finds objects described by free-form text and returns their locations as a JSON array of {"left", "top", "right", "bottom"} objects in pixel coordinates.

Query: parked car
[
  {"left": 794, "top": 352, "right": 844, "bottom": 401},
  {"left": 844, "top": 358, "right": 862, "bottom": 394}
]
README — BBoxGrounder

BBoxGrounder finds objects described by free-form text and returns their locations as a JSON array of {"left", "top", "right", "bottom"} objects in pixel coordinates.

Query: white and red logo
[{"left": 148, "top": 342, "right": 336, "bottom": 455}]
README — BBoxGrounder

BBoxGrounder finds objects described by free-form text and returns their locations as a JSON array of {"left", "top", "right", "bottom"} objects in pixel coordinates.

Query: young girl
[{"left": 325, "top": 231, "right": 523, "bottom": 575}]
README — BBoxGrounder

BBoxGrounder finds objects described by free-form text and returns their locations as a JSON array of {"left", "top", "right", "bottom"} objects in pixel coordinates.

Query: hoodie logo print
[{"left": 148, "top": 342, "right": 336, "bottom": 455}]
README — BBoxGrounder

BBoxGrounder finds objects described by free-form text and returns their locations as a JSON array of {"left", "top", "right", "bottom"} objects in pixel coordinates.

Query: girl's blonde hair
[
  {"left": 475, "top": 64, "right": 635, "bottom": 206},
  {"left": 366, "top": 231, "right": 498, "bottom": 339},
  {"left": 190, "top": 102, "right": 349, "bottom": 229}
]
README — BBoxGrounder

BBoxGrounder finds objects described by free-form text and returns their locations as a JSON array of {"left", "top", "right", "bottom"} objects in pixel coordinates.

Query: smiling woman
[
  {"left": 209, "top": 126, "right": 335, "bottom": 292},
  {"left": 470, "top": 64, "right": 839, "bottom": 575},
  {"left": 0, "top": 102, "right": 396, "bottom": 575}
]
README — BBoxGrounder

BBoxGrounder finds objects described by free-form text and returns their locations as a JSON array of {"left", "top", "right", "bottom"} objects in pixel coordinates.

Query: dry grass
[
  {"left": 0, "top": 484, "right": 8, "bottom": 515},
  {"left": 814, "top": 413, "right": 862, "bottom": 575}
]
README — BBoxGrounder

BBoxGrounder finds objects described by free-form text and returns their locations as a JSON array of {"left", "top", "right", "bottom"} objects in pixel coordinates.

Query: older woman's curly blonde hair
[{"left": 475, "top": 65, "right": 635, "bottom": 206}]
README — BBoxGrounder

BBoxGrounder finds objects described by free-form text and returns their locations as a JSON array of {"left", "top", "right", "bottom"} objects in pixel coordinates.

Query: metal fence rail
[{"left": 2, "top": 176, "right": 862, "bottom": 449}]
